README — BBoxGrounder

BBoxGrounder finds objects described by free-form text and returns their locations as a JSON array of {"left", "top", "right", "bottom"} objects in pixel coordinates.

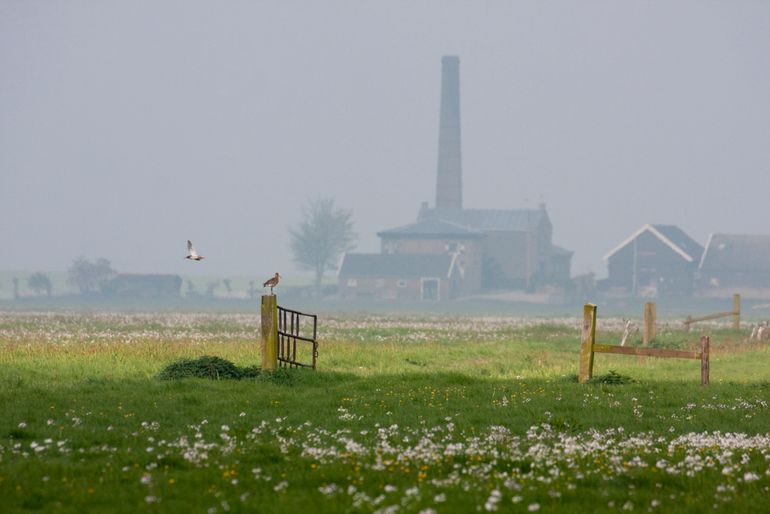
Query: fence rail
[
  {"left": 580, "top": 304, "right": 710, "bottom": 386},
  {"left": 684, "top": 293, "right": 740, "bottom": 331}
]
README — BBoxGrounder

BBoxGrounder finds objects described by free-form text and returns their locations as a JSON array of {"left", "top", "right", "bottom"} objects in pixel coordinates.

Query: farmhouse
[
  {"left": 337, "top": 56, "right": 572, "bottom": 300},
  {"left": 103, "top": 274, "right": 183, "bottom": 297},
  {"left": 697, "top": 234, "right": 770, "bottom": 299},
  {"left": 602, "top": 224, "right": 703, "bottom": 297}
]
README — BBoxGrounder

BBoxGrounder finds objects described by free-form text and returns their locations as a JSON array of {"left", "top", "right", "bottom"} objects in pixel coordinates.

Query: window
[
  {"left": 384, "top": 241, "right": 398, "bottom": 254},
  {"left": 421, "top": 278, "right": 440, "bottom": 301},
  {"left": 347, "top": 279, "right": 357, "bottom": 287},
  {"left": 446, "top": 242, "right": 458, "bottom": 252},
  {"left": 396, "top": 279, "right": 408, "bottom": 288}
]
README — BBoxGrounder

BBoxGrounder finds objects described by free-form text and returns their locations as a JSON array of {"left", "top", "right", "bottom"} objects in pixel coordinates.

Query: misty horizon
[{"left": 2, "top": 1, "right": 768, "bottom": 281}]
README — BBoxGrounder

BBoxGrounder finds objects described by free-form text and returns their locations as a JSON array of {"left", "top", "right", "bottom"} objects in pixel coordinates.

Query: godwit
[{"left": 263, "top": 272, "right": 281, "bottom": 294}]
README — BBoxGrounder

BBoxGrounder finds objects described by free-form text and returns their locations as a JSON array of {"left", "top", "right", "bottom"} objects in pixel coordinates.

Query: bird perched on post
[
  {"left": 185, "top": 240, "right": 204, "bottom": 261},
  {"left": 263, "top": 272, "right": 281, "bottom": 294}
]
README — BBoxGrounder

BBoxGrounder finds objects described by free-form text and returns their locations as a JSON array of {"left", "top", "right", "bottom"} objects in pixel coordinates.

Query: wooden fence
[
  {"left": 684, "top": 293, "right": 740, "bottom": 331},
  {"left": 579, "top": 304, "right": 710, "bottom": 386}
]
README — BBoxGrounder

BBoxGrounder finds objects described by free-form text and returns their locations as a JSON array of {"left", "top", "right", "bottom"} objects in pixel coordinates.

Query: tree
[
  {"left": 290, "top": 197, "right": 356, "bottom": 291},
  {"left": 27, "top": 272, "right": 53, "bottom": 297},
  {"left": 67, "top": 257, "right": 116, "bottom": 294}
]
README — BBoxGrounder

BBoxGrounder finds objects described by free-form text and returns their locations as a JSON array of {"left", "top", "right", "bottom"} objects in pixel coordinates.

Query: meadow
[{"left": 1, "top": 310, "right": 769, "bottom": 513}]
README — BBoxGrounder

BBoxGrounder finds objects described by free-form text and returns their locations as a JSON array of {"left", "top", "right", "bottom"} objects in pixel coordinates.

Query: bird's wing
[{"left": 187, "top": 240, "right": 199, "bottom": 258}]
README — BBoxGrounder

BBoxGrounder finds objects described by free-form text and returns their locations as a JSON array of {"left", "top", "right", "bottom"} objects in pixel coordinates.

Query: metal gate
[{"left": 277, "top": 305, "right": 318, "bottom": 369}]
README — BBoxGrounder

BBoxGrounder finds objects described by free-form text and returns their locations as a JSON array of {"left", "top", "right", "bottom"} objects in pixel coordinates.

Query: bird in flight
[
  {"left": 185, "top": 240, "right": 204, "bottom": 261},
  {"left": 263, "top": 272, "right": 281, "bottom": 294}
]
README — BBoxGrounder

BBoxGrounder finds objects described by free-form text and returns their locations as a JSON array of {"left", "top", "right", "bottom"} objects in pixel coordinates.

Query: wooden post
[
  {"left": 685, "top": 315, "right": 692, "bottom": 332},
  {"left": 579, "top": 304, "right": 597, "bottom": 383},
  {"left": 650, "top": 302, "right": 657, "bottom": 341},
  {"left": 261, "top": 295, "right": 278, "bottom": 371},
  {"left": 700, "top": 336, "right": 709, "bottom": 386},
  {"left": 732, "top": 293, "right": 741, "bottom": 329},
  {"left": 643, "top": 302, "right": 656, "bottom": 346}
]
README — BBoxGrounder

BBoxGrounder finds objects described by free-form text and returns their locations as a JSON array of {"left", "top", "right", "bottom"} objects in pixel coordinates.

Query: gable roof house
[
  {"left": 697, "top": 234, "right": 770, "bottom": 299},
  {"left": 603, "top": 224, "right": 703, "bottom": 297}
]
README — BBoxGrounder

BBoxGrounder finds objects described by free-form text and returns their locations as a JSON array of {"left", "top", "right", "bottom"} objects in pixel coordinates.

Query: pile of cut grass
[{"left": 157, "top": 355, "right": 260, "bottom": 380}]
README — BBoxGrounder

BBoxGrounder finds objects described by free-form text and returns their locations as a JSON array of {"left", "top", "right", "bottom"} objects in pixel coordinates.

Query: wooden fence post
[
  {"left": 579, "top": 304, "right": 597, "bottom": 383},
  {"left": 643, "top": 302, "right": 656, "bottom": 346},
  {"left": 700, "top": 336, "right": 709, "bottom": 386},
  {"left": 261, "top": 295, "right": 278, "bottom": 371},
  {"left": 733, "top": 293, "right": 741, "bottom": 329},
  {"left": 685, "top": 315, "right": 692, "bottom": 332}
]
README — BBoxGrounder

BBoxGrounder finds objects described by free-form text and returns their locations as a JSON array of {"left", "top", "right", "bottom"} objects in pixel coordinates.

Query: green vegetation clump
[
  {"left": 588, "top": 369, "right": 635, "bottom": 385},
  {"left": 157, "top": 355, "right": 260, "bottom": 380}
]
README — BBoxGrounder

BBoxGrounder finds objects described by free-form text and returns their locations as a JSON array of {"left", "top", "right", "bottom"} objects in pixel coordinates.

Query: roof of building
[
  {"left": 699, "top": 234, "right": 770, "bottom": 272},
  {"left": 418, "top": 207, "right": 548, "bottom": 232},
  {"left": 603, "top": 224, "right": 703, "bottom": 262},
  {"left": 377, "top": 218, "right": 484, "bottom": 238},
  {"left": 551, "top": 244, "right": 574, "bottom": 257},
  {"left": 338, "top": 253, "right": 454, "bottom": 279}
]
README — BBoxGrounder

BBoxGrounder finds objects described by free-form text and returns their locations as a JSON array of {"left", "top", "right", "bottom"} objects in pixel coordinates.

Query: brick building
[{"left": 338, "top": 56, "right": 572, "bottom": 300}]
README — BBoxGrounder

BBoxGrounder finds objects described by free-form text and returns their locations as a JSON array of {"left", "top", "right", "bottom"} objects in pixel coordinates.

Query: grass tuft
[{"left": 587, "top": 369, "right": 635, "bottom": 385}]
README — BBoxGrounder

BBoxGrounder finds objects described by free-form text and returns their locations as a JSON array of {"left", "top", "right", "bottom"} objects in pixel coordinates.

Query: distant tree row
[{"left": 11, "top": 198, "right": 354, "bottom": 301}]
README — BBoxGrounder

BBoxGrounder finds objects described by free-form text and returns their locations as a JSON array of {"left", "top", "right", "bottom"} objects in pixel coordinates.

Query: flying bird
[
  {"left": 263, "top": 272, "right": 281, "bottom": 294},
  {"left": 185, "top": 240, "right": 204, "bottom": 261}
]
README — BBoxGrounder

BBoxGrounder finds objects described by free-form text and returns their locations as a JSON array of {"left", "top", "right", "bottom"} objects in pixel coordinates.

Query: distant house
[
  {"left": 697, "top": 234, "right": 770, "bottom": 298},
  {"left": 603, "top": 224, "right": 703, "bottom": 296},
  {"left": 338, "top": 253, "right": 463, "bottom": 301},
  {"left": 103, "top": 274, "right": 183, "bottom": 297}
]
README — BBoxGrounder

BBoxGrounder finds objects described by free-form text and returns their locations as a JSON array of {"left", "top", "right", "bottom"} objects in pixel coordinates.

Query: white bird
[{"left": 185, "top": 240, "right": 204, "bottom": 261}]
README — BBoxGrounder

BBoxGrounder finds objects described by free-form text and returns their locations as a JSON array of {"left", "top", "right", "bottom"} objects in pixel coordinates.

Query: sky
[{"left": 1, "top": 0, "right": 769, "bottom": 280}]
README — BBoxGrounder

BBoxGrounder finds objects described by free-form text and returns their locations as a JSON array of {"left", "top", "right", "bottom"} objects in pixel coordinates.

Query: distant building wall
[
  {"left": 380, "top": 236, "right": 482, "bottom": 295},
  {"left": 697, "top": 272, "right": 770, "bottom": 298},
  {"left": 339, "top": 276, "right": 451, "bottom": 301},
  {"left": 482, "top": 231, "right": 531, "bottom": 289},
  {"left": 550, "top": 253, "right": 572, "bottom": 285}
]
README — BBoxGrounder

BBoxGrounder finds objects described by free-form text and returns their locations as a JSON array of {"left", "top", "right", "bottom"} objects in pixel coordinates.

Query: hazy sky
[{"left": 2, "top": 1, "right": 769, "bottom": 279}]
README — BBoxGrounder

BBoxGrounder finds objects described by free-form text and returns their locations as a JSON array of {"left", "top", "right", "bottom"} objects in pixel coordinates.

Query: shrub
[{"left": 157, "top": 356, "right": 259, "bottom": 380}]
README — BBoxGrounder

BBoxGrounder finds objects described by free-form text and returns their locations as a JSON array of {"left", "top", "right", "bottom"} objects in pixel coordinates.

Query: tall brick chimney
[{"left": 435, "top": 55, "right": 462, "bottom": 210}]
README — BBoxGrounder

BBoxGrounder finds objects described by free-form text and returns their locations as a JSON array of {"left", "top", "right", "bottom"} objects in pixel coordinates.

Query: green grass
[{"left": 1, "top": 312, "right": 769, "bottom": 513}]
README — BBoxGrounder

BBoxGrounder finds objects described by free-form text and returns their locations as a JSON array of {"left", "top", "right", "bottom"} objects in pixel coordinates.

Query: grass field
[{"left": 1, "top": 311, "right": 769, "bottom": 513}]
